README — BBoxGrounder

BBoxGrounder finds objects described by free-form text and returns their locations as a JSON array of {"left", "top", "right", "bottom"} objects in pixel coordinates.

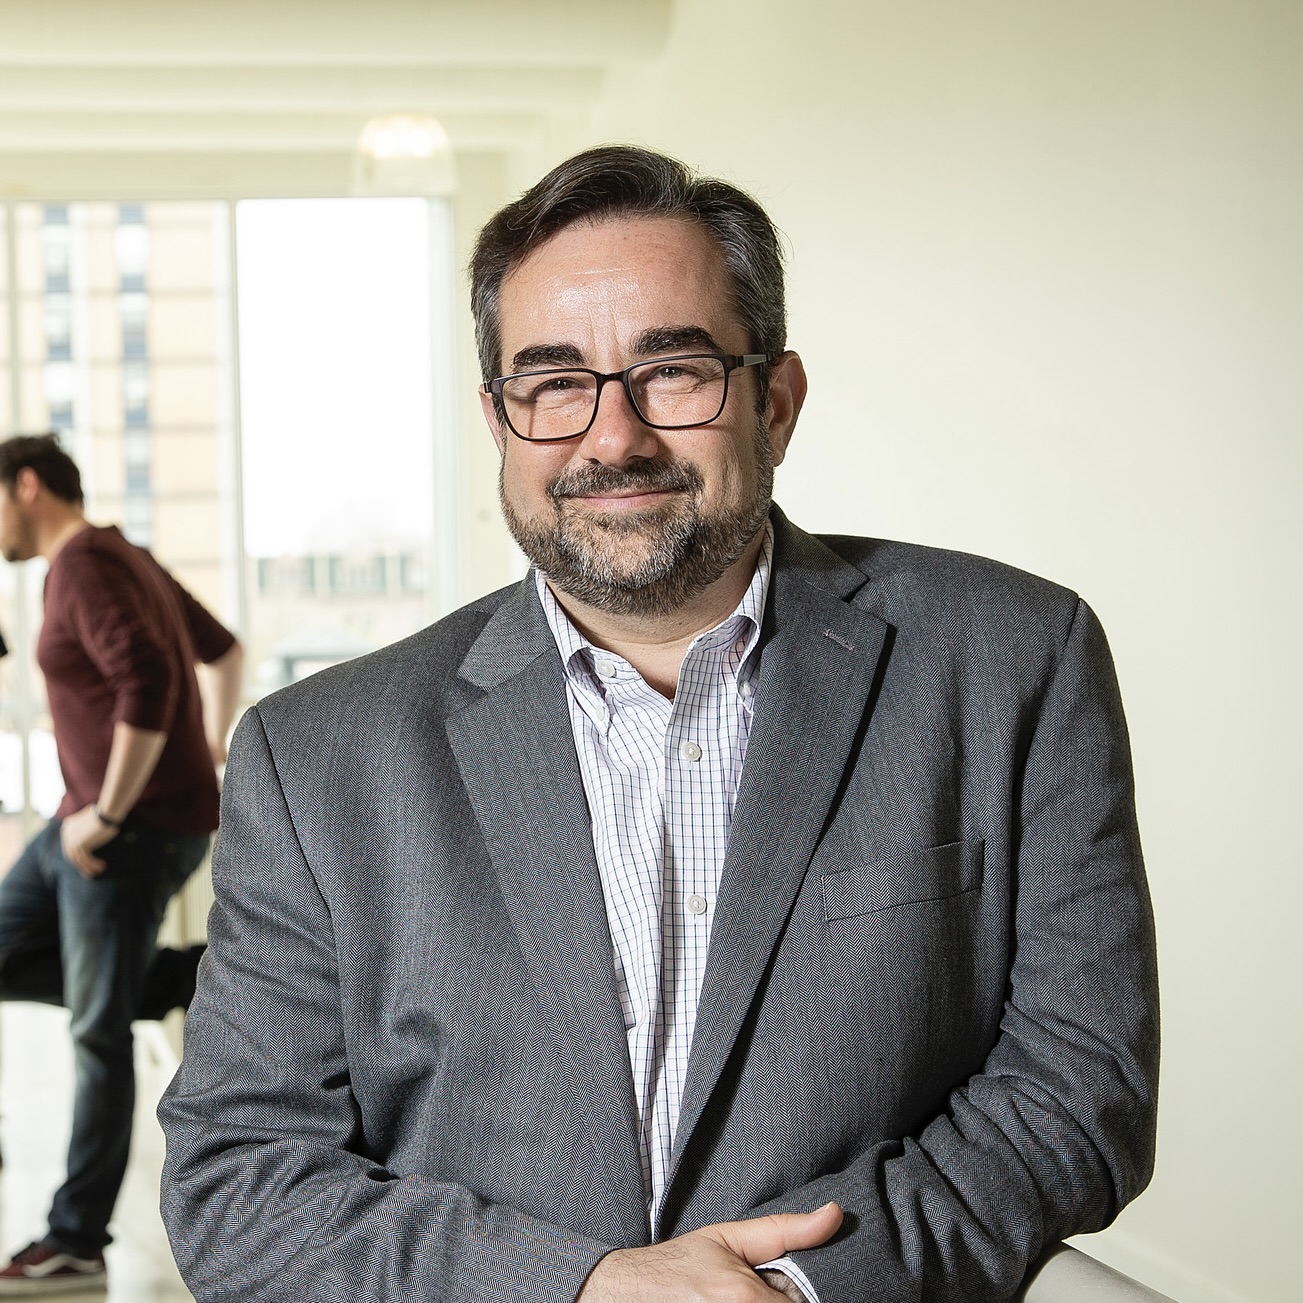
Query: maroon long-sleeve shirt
[{"left": 38, "top": 524, "right": 236, "bottom": 833}]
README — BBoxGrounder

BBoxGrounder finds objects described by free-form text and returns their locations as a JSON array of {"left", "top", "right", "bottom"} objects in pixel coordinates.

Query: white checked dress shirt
[{"left": 538, "top": 526, "right": 819, "bottom": 1301}]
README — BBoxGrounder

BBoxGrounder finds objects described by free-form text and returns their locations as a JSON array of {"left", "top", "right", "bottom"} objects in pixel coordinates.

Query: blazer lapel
[
  {"left": 445, "top": 579, "right": 648, "bottom": 1241},
  {"left": 663, "top": 516, "right": 890, "bottom": 1216}
]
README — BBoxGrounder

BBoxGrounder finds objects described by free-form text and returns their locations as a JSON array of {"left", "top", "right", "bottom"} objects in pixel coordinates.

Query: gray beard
[{"left": 499, "top": 428, "right": 774, "bottom": 619}]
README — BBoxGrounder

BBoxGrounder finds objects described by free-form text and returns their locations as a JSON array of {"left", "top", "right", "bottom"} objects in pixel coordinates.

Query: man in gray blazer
[{"left": 159, "top": 146, "right": 1158, "bottom": 1303}]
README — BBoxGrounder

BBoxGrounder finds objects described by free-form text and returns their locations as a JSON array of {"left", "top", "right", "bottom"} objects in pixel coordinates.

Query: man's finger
[
  {"left": 73, "top": 850, "right": 106, "bottom": 877},
  {"left": 64, "top": 836, "right": 107, "bottom": 877},
  {"left": 707, "top": 1202, "right": 843, "bottom": 1265}
]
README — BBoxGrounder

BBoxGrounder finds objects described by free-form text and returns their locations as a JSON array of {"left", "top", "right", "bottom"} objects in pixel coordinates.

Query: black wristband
[{"left": 94, "top": 805, "right": 124, "bottom": 828}]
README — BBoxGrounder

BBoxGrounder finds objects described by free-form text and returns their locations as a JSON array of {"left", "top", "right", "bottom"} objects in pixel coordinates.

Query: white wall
[{"left": 524, "top": 3, "right": 1299, "bottom": 1300}]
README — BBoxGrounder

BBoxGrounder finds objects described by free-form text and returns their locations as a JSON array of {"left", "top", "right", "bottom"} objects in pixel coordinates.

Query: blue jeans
[{"left": 0, "top": 818, "right": 208, "bottom": 1256}]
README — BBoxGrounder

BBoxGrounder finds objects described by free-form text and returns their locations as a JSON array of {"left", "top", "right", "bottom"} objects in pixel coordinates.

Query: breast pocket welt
[{"left": 820, "top": 838, "right": 985, "bottom": 922}]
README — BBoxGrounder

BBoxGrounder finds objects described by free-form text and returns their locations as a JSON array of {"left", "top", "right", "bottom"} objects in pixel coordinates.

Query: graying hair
[{"left": 469, "top": 144, "right": 787, "bottom": 408}]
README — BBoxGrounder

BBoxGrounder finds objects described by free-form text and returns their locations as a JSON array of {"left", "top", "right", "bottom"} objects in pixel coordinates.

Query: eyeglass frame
[{"left": 483, "top": 352, "right": 779, "bottom": 443}]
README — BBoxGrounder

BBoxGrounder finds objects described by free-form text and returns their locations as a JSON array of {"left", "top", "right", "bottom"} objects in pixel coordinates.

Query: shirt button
[
  {"left": 687, "top": 895, "right": 708, "bottom": 916},
  {"left": 738, "top": 679, "right": 753, "bottom": 699},
  {"left": 594, "top": 658, "right": 617, "bottom": 679},
  {"left": 679, "top": 740, "right": 702, "bottom": 763}
]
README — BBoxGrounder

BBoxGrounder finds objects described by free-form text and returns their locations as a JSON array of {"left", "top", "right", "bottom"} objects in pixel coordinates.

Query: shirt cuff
[{"left": 758, "top": 1255, "right": 820, "bottom": 1302}]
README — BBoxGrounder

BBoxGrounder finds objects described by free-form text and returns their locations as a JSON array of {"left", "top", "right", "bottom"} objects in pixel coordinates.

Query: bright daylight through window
[{"left": 0, "top": 196, "right": 451, "bottom": 864}]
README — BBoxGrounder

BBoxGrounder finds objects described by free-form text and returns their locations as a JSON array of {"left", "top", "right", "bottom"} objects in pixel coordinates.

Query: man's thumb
[{"left": 709, "top": 1202, "right": 843, "bottom": 1265}]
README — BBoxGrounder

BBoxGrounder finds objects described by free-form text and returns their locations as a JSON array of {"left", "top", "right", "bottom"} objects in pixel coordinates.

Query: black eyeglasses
[{"left": 484, "top": 353, "right": 775, "bottom": 443}]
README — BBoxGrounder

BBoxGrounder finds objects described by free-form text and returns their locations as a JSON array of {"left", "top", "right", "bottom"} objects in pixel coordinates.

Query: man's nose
[{"left": 576, "top": 375, "right": 662, "bottom": 463}]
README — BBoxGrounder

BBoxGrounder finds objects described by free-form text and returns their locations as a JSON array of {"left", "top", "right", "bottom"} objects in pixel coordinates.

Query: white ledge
[{"left": 1017, "top": 1244, "right": 1177, "bottom": 1302}]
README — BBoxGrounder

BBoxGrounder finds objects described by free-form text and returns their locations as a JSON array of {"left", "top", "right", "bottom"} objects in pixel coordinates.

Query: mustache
[{"left": 548, "top": 458, "right": 701, "bottom": 501}]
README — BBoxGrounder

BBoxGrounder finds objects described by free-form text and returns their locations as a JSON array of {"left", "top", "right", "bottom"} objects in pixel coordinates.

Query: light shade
[{"left": 351, "top": 114, "right": 456, "bottom": 197}]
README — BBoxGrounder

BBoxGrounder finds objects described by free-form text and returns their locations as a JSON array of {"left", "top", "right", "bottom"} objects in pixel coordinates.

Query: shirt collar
[{"left": 537, "top": 521, "right": 773, "bottom": 707}]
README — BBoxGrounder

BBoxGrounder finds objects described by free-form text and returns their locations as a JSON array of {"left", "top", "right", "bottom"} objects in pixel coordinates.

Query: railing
[{"left": 1018, "top": 1245, "right": 1175, "bottom": 1301}]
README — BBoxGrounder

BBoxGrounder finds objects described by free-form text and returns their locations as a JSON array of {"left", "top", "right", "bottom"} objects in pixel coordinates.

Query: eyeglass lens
[{"left": 500, "top": 356, "right": 729, "bottom": 441}]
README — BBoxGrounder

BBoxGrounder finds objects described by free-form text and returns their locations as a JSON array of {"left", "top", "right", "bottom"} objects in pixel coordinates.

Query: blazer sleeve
[
  {"left": 157, "top": 705, "right": 613, "bottom": 1303},
  {"left": 761, "top": 599, "right": 1160, "bottom": 1303}
]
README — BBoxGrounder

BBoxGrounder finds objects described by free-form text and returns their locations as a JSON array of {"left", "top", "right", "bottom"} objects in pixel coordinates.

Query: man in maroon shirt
[{"left": 0, "top": 434, "right": 242, "bottom": 1294}]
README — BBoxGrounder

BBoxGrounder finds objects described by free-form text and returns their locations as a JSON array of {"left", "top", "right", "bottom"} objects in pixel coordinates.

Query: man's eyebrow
[
  {"left": 507, "top": 327, "right": 724, "bottom": 375},
  {"left": 632, "top": 326, "right": 723, "bottom": 357},
  {"left": 508, "top": 343, "right": 585, "bottom": 373}
]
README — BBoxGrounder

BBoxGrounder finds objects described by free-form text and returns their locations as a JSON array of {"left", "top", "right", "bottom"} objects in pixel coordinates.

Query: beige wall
[{"left": 514, "top": 3, "right": 1297, "bottom": 1301}]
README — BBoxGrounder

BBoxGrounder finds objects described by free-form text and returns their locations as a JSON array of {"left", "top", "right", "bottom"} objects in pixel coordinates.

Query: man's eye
[
  {"left": 646, "top": 361, "right": 719, "bottom": 390},
  {"left": 522, "top": 374, "right": 590, "bottom": 404},
  {"left": 526, "top": 375, "right": 574, "bottom": 396}
]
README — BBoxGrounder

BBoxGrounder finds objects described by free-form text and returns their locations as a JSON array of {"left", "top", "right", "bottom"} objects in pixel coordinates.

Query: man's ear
[
  {"left": 479, "top": 387, "right": 507, "bottom": 454},
  {"left": 13, "top": 466, "right": 42, "bottom": 505},
  {"left": 764, "top": 351, "right": 807, "bottom": 468}
]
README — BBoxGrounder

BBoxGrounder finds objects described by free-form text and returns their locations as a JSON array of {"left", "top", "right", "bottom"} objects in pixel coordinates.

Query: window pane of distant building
[
  {"left": 44, "top": 294, "right": 72, "bottom": 360},
  {"left": 123, "top": 357, "right": 150, "bottom": 409},
  {"left": 124, "top": 495, "right": 153, "bottom": 545},
  {"left": 41, "top": 207, "right": 71, "bottom": 291},
  {"left": 42, "top": 359, "right": 76, "bottom": 409},
  {"left": 114, "top": 219, "right": 149, "bottom": 283},
  {"left": 120, "top": 291, "right": 148, "bottom": 356},
  {"left": 124, "top": 426, "right": 150, "bottom": 469}
]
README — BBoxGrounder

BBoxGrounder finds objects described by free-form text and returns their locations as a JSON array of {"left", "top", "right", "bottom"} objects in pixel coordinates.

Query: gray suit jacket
[{"left": 159, "top": 510, "right": 1158, "bottom": 1303}]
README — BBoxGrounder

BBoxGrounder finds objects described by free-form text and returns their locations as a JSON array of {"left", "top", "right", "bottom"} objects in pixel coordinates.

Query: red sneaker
[{"left": 0, "top": 1241, "right": 106, "bottom": 1295}]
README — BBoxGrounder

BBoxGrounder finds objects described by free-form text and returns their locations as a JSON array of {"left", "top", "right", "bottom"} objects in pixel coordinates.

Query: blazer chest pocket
[{"left": 821, "top": 839, "right": 984, "bottom": 922}]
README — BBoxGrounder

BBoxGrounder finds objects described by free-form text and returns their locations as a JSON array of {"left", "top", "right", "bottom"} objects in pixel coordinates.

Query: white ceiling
[{"left": 0, "top": 0, "right": 673, "bottom": 198}]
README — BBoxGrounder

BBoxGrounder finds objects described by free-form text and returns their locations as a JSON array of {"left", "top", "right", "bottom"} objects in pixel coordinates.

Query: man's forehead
[{"left": 496, "top": 214, "right": 738, "bottom": 356}]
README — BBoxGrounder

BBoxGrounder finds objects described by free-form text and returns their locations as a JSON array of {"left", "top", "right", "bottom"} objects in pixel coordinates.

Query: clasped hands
[{"left": 577, "top": 1201, "right": 842, "bottom": 1302}]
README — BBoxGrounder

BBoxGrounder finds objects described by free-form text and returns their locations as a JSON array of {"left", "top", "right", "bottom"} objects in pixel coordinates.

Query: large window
[
  {"left": 0, "top": 197, "right": 455, "bottom": 859},
  {"left": 236, "top": 199, "right": 441, "bottom": 692}
]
